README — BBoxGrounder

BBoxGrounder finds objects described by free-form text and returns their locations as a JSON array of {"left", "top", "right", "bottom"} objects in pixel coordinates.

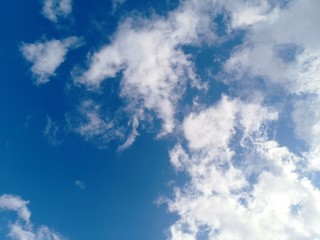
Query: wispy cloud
[
  {"left": 20, "top": 36, "right": 83, "bottom": 85},
  {"left": 111, "top": 0, "right": 126, "bottom": 13},
  {"left": 70, "top": 100, "right": 125, "bottom": 148},
  {"left": 41, "top": 0, "right": 72, "bottom": 23},
  {"left": 74, "top": 180, "right": 86, "bottom": 190},
  {"left": 74, "top": 0, "right": 215, "bottom": 140},
  {"left": 43, "top": 116, "right": 63, "bottom": 145},
  {"left": 0, "top": 194, "right": 64, "bottom": 240},
  {"left": 117, "top": 113, "right": 140, "bottom": 152}
]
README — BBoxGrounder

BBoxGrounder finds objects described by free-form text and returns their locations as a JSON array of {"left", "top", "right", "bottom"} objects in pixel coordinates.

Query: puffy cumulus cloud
[
  {"left": 0, "top": 194, "right": 63, "bottom": 240},
  {"left": 171, "top": 96, "right": 278, "bottom": 176},
  {"left": 41, "top": 0, "right": 72, "bottom": 23},
  {"left": 166, "top": 96, "right": 320, "bottom": 240},
  {"left": 183, "top": 96, "right": 277, "bottom": 151},
  {"left": 75, "top": 0, "right": 217, "bottom": 138},
  {"left": 21, "top": 37, "right": 83, "bottom": 85}
]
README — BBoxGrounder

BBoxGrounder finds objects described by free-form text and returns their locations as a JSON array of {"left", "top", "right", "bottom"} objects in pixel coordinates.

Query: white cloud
[
  {"left": 8, "top": 225, "right": 62, "bottom": 240},
  {"left": 221, "top": 0, "right": 320, "bottom": 169},
  {"left": 21, "top": 37, "right": 83, "bottom": 85},
  {"left": 166, "top": 97, "right": 320, "bottom": 239},
  {"left": 224, "top": 44, "right": 320, "bottom": 95},
  {"left": 0, "top": 194, "right": 63, "bottom": 240},
  {"left": 75, "top": 0, "right": 216, "bottom": 138},
  {"left": 223, "top": 0, "right": 320, "bottom": 95},
  {"left": 169, "top": 144, "right": 190, "bottom": 171},
  {"left": 183, "top": 95, "right": 277, "bottom": 151},
  {"left": 0, "top": 194, "right": 31, "bottom": 222},
  {"left": 41, "top": 0, "right": 72, "bottom": 23},
  {"left": 223, "top": 0, "right": 277, "bottom": 28}
]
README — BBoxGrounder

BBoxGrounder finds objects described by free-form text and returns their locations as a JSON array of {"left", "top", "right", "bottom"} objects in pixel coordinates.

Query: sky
[{"left": 0, "top": 0, "right": 320, "bottom": 239}]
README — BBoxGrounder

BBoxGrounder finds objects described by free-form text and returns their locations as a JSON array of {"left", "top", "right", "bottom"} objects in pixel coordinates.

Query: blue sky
[{"left": 1, "top": 0, "right": 320, "bottom": 239}]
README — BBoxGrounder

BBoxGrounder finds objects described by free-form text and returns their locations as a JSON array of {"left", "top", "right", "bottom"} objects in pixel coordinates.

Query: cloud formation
[
  {"left": 166, "top": 96, "right": 320, "bottom": 239},
  {"left": 160, "top": 0, "right": 320, "bottom": 239},
  {"left": 0, "top": 194, "right": 63, "bottom": 240},
  {"left": 68, "top": 0, "right": 320, "bottom": 238},
  {"left": 43, "top": 116, "right": 63, "bottom": 145},
  {"left": 220, "top": 0, "right": 320, "bottom": 172},
  {"left": 71, "top": 99, "right": 125, "bottom": 148},
  {"left": 224, "top": 0, "right": 320, "bottom": 95},
  {"left": 41, "top": 0, "right": 72, "bottom": 23},
  {"left": 21, "top": 37, "right": 82, "bottom": 85},
  {"left": 18, "top": 0, "right": 320, "bottom": 239},
  {"left": 0, "top": 194, "right": 31, "bottom": 222},
  {"left": 75, "top": 0, "right": 216, "bottom": 143}
]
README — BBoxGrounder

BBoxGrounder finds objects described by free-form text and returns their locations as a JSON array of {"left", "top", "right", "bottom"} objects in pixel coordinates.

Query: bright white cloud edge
[{"left": 162, "top": 0, "right": 320, "bottom": 239}]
